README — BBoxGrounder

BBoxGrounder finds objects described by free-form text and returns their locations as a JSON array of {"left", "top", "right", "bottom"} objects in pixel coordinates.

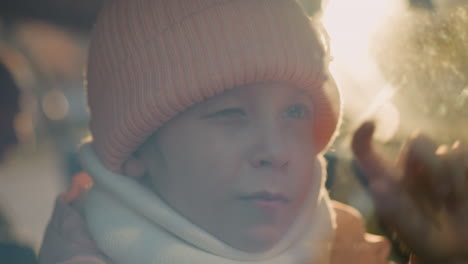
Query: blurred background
[{"left": 0, "top": 0, "right": 467, "bottom": 262}]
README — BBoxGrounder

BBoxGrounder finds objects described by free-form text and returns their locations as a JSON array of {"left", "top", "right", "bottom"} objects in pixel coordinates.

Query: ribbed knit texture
[
  {"left": 87, "top": 0, "right": 341, "bottom": 172},
  {"left": 79, "top": 143, "right": 336, "bottom": 263}
]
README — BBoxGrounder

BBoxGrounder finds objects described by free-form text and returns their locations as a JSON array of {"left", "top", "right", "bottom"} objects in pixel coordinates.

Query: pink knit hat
[{"left": 86, "top": 0, "right": 341, "bottom": 173}]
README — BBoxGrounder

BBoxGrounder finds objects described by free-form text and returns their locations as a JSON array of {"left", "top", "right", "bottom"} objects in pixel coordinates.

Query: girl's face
[{"left": 138, "top": 82, "right": 322, "bottom": 253}]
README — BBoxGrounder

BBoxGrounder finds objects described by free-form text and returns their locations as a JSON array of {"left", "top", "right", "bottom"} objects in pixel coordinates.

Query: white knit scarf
[{"left": 79, "top": 143, "right": 336, "bottom": 264}]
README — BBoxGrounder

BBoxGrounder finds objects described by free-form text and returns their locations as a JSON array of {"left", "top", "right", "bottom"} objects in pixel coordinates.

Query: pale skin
[
  {"left": 128, "top": 82, "right": 392, "bottom": 261},
  {"left": 136, "top": 82, "right": 320, "bottom": 253}
]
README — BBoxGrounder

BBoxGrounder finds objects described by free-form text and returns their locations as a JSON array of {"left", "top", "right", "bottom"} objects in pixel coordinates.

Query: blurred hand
[{"left": 351, "top": 121, "right": 468, "bottom": 264}]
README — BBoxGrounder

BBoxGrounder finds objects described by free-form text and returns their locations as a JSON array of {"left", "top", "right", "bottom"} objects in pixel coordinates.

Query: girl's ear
[{"left": 122, "top": 156, "right": 146, "bottom": 178}]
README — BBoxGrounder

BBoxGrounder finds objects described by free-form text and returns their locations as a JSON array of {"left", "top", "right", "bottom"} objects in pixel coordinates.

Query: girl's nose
[
  {"left": 251, "top": 151, "right": 290, "bottom": 169},
  {"left": 249, "top": 128, "right": 291, "bottom": 169}
]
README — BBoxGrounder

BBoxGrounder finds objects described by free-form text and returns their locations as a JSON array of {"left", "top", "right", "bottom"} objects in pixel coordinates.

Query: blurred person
[
  {"left": 0, "top": 62, "right": 37, "bottom": 263},
  {"left": 38, "top": 0, "right": 393, "bottom": 263}
]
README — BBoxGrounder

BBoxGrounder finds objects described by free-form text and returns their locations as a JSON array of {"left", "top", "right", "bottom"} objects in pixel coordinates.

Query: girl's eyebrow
[
  {"left": 201, "top": 107, "right": 245, "bottom": 118},
  {"left": 286, "top": 87, "right": 315, "bottom": 106},
  {"left": 293, "top": 74, "right": 329, "bottom": 104},
  {"left": 197, "top": 93, "right": 242, "bottom": 112}
]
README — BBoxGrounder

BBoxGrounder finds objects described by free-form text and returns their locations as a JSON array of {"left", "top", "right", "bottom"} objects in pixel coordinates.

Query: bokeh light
[{"left": 41, "top": 90, "right": 69, "bottom": 121}]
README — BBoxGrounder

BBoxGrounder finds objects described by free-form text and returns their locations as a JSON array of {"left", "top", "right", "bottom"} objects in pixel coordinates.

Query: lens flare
[{"left": 322, "top": 0, "right": 404, "bottom": 143}]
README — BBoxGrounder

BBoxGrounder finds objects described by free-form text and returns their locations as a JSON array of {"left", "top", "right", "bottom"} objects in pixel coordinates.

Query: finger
[
  {"left": 403, "top": 134, "right": 446, "bottom": 211},
  {"left": 400, "top": 134, "right": 435, "bottom": 187},
  {"left": 351, "top": 121, "right": 400, "bottom": 211},
  {"left": 458, "top": 142, "right": 468, "bottom": 199},
  {"left": 433, "top": 143, "right": 462, "bottom": 204},
  {"left": 398, "top": 134, "right": 446, "bottom": 226},
  {"left": 402, "top": 134, "right": 440, "bottom": 186},
  {"left": 351, "top": 121, "right": 394, "bottom": 183},
  {"left": 445, "top": 141, "right": 468, "bottom": 207},
  {"left": 352, "top": 121, "right": 375, "bottom": 158},
  {"left": 409, "top": 254, "right": 422, "bottom": 264},
  {"left": 395, "top": 130, "right": 421, "bottom": 168}
]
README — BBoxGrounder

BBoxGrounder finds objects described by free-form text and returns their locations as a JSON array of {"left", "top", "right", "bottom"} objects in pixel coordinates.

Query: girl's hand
[{"left": 351, "top": 121, "right": 468, "bottom": 264}]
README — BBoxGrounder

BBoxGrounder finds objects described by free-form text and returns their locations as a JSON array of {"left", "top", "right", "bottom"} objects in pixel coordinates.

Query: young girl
[{"left": 38, "top": 0, "right": 392, "bottom": 263}]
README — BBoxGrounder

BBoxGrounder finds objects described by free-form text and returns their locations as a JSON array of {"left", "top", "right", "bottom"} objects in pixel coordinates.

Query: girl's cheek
[
  {"left": 284, "top": 116, "right": 315, "bottom": 133},
  {"left": 287, "top": 124, "right": 316, "bottom": 149}
]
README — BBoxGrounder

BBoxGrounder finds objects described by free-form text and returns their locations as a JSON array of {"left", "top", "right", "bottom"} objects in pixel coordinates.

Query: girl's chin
[{"left": 234, "top": 225, "right": 285, "bottom": 253}]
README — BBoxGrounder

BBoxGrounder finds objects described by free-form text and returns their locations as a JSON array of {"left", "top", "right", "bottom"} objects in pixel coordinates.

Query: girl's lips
[{"left": 238, "top": 191, "right": 290, "bottom": 210}]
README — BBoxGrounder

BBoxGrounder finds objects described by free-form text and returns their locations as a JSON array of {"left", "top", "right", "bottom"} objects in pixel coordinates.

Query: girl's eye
[
  {"left": 284, "top": 104, "right": 311, "bottom": 119},
  {"left": 208, "top": 108, "right": 246, "bottom": 119}
]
